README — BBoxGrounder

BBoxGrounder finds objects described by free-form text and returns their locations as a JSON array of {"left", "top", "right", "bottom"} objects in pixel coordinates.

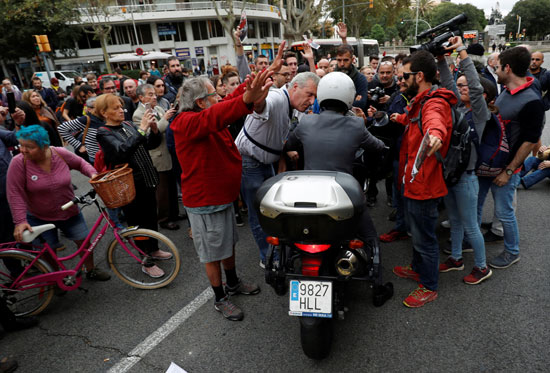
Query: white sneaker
[{"left": 441, "top": 220, "right": 451, "bottom": 229}]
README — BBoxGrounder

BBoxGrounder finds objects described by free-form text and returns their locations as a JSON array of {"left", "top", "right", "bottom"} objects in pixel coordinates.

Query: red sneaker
[
  {"left": 393, "top": 265, "right": 420, "bottom": 282},
  {"left": 380, "top": 229, "right": 409, "bottom": 243},
  {"left": 463, "top": 266, "right": 492, "bottom": 285},
  {"left": 439, "top": 256, "right": 464, "bottom": 273},
  {"left": 403, "top": 284, "right": 438, "bottom": 308}
]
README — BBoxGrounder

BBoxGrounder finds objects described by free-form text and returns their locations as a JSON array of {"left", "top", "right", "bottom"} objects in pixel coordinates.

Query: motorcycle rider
[{"left": 284, "top": 72, "right": 390, "bottom": 289}]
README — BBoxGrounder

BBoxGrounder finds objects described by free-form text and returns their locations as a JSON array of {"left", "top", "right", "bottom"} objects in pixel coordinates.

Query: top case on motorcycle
[{"left": 254, "top": 170, "right": 365, "bottom": 242}]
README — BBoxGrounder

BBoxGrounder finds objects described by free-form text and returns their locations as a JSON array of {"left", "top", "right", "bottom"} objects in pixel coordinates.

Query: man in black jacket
[
  {"left": 335, "top": 44, "right": 368, "bottom": 111},
  {"left": 163, "top": 56, "right": 184, "bottom": 103}
]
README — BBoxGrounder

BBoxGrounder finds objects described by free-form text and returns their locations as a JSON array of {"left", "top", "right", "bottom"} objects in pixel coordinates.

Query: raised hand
[
  {"left": 267, "top": 40, "right": 287, "bottom": 73},
  {"left": 243, "top": 69, "right": 274, "bottom": 105},
  {"left": 337, "top": 22, "right": 348, "bottom": 40},
  {"left": 301, "top": 43, "right": 314, "bottom": 61}
]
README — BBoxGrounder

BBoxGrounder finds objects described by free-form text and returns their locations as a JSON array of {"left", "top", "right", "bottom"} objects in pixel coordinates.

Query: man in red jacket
[
  {"left": 390, "top": 50, "right": 456, "bottom": 308},
  {"left": 171, "top": 70, "right": 273, "bottom": 321}
]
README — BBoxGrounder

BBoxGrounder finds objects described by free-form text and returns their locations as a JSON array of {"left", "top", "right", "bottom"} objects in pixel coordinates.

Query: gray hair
[
  {"left": 136, "top": 83, "right": 154, "bottom": 98},
  {"left": 179, "top": 77, "right": 210, "bottom": 112},
  {"left": 86, "top": 96, "right": 97, "bottom": 108},
  {"left": 289, "top": 72, "right": 320, "bottom": 89}
]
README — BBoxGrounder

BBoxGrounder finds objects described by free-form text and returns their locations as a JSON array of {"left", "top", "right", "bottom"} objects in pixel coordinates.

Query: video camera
[
  {"left": 410, "top": 13, "right": 467, "bottom": 56},
  {"left": 368, "top": 87, "right": 385, "bottom": 103}
]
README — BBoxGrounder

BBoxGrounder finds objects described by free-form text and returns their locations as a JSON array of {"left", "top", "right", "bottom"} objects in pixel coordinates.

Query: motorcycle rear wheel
[{"left": 299, "top": 316, "right": 332, "bottom": 359}]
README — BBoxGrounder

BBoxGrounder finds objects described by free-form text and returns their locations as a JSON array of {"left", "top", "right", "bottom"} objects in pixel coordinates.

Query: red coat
[
  {"left": 172, "top": 85, "right": 251, "bottom": 207},
  {"left": 395, "top": 87, "right": 457, "bottom": 200}
]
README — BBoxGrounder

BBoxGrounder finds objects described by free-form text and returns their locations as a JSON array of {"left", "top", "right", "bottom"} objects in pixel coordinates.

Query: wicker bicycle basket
[{"left": 89, "top": 164, "right": 136, "bottom": 208}]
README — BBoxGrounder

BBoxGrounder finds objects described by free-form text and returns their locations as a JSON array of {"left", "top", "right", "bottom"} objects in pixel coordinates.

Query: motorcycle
[{"left": 255, "top": 170, "right": 393, "bottom": 359}]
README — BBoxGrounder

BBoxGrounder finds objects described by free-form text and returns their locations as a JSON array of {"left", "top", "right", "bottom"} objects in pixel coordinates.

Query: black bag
[
  {"left": 413, "top": 96, "right": 473, "bottom": 187},
  {"left": 476, "top": 113, "right": 510, "bottom": 177}
]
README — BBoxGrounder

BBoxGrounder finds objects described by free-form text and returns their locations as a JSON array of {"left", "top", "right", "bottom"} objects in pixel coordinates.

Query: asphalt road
[{"left": 3, "top": 69, "right": 550, "bottom": 372}]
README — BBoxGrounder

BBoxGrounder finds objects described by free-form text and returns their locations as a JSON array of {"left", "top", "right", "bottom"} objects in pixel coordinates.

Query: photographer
[
  {"left": 364, "top": 58, "right": 400, "bottom": 207},
  {"left": 367, "top": 58, "right": 398, "bottom": 111}
]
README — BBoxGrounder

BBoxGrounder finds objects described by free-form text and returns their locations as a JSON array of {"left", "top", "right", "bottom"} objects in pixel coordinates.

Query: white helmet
[{"left": 316, "top": 72, "right": 356, "bottom": 110}]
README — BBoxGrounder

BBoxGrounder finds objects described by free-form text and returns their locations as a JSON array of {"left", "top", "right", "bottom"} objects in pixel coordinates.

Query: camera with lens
[
  {"left": 410, "top": 13, "right": 467, "bottom": 56},
  {"left": 368, "top": 87, "right": 385, "bottom": 103}
]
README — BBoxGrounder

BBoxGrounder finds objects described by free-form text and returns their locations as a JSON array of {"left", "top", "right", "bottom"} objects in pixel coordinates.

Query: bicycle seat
[{"left": 22, "top": 224, "right": 56, "bottom": 243}]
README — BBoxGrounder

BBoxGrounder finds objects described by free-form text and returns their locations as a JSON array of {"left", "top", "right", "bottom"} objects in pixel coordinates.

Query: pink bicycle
[{"left": 0, "top": 189, "right": 181, "bottom": 316}]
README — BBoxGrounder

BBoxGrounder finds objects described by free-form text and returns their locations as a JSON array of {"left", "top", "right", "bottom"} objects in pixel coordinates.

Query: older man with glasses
[{"left": 170, "top": 70, "right": 274, "bottom": 321}]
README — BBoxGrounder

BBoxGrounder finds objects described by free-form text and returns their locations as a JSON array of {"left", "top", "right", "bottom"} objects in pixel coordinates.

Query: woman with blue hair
[{"left": 6, "top": 125, "right": 110, "bottom": 281}]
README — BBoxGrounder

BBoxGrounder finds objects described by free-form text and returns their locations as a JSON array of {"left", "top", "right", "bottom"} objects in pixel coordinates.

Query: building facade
[{"left": 59, "top": 0, "right": 286, "bottom": 73}]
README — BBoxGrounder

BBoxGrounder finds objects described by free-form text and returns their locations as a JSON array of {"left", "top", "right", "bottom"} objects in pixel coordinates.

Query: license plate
[{"left": 289, "top": 280, "right": 332, "bottom": 318}]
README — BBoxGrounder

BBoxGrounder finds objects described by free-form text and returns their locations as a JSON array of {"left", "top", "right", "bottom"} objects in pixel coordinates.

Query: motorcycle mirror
[{"left": 372, "top": 111, "right": 389, "bottom": 127}]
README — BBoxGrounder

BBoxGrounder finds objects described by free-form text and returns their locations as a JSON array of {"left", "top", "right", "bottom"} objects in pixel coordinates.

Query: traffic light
[{"left": 33, "top": 35, "right": 51, "bottom": 53}]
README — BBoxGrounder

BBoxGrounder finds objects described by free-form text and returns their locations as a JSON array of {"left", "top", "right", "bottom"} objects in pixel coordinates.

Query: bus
[{"left": 290, "top": 38, "right": 379, "bottom": 66}]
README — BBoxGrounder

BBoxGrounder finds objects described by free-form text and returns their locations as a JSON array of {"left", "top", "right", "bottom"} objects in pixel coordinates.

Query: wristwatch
[{"left": 505, "top": 168, "right": 514, "bottom": 176}]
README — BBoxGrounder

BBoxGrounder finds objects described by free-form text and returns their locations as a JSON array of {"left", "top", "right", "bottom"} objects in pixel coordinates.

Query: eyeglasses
[
  {"left": 201, "top": 92, "right": 217, "bottom": 99},
  {"left": 397, "top": 76, "right": 404, "bottom": 81},
  {"left": 456, "top": 83, "right": 468, "bottom": 89},
  {"left": 402, "top": 71, "right": 419, "bottom": 80},
  {"left": 275, "top": 72, "right": 291, "bottom": 77}
]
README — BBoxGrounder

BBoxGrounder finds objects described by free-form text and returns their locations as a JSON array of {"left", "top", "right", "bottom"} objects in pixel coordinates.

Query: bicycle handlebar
[
  {"left": 61, "top": 189, "right": 97, "bottom": 211},
  {"left": 61, "top": 201, "right": 75, "bottom": 210}
]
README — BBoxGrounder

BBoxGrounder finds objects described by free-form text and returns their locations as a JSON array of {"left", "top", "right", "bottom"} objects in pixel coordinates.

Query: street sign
[
  {"left": 136, "top": 48, "right": 144, "bottom": 56},
  {"left": 158, "top": 25, "right": 177, "bottom": 36},
  {"left": 175, "top": 48, "right": 190, "bottom": 59}
]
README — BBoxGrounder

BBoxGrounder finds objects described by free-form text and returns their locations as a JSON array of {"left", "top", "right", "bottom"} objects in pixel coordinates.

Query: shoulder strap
[
  {"left": 51, "top": 147, "right": 69, "bottom": 167},
  {"left": 243, "top": 126, "right": 282, "bottom": 156},
  {"left": 81, "top": 116, "right": 91, "bottom": 146}
]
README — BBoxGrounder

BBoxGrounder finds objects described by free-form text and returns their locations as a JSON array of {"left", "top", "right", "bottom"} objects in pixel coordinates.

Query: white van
[{"left": 34, "top": 70, "right": 81, "bottom": 91}]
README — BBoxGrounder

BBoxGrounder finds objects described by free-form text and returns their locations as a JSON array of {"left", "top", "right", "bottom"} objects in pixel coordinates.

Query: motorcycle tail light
[
  {"left": 302, "top": 257, "right": 322, "bottom": 277},
  {"left": 266, "top": 236, "right": 280, "bottom": 245},
  {"left": 294, "top": 243, "right": 331, "bottom": 254},
  {"left": 348, "top": 239, "right": 364, "bottom": 249}
]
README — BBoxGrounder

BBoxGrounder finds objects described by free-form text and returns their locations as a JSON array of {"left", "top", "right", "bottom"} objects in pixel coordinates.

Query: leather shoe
[{"left": 160, "top": 221, "right": 180, "bottom": 230}]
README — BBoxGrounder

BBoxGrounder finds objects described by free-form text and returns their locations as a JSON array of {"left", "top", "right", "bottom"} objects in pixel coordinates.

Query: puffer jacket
[{"left": 394, "top": 86, "right": 457, "bottom": 200}]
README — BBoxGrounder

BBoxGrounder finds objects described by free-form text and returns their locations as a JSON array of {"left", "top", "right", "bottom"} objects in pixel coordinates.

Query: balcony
[{"left": 77, "top": 1, "right": 285, "bottom": 23}]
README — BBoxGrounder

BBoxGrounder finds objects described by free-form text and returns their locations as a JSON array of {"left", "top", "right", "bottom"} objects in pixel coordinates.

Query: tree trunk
[{"left": 99, "top": 31, "right": 111, "bottom": 73}]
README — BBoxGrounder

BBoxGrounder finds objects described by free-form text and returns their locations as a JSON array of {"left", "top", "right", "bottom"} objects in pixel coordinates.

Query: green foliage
[
  {"left": 370, "top": 24, "right": 386, "bottom": 44},
  {"left": 503, "top": 0, "right": 550, "bottom": 40},
  {"left": 0, "top": 0, "right": 81, "bottom": 60},
  {"left": 427, "top": 3, "right": 487, "bottom": 34}
]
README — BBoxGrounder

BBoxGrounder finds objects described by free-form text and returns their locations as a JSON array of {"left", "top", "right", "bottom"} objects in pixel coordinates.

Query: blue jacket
[{"left": 38, "top": 87, "right": 59, "bottom": 111}]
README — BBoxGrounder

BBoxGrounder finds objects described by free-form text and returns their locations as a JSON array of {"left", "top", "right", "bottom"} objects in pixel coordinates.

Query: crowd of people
[{"left": 0, "top": 23, "right": 548, "bottom": 352}]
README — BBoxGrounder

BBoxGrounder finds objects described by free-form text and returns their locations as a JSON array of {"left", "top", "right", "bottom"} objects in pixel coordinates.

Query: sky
[{"left": 451, "top": 0, "right": 517, "bottom": 17}]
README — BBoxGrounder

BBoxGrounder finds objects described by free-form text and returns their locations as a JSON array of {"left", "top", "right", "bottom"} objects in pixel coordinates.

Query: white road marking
[{"left": 108, "top": 287, "right": 214, "bottom": 373}]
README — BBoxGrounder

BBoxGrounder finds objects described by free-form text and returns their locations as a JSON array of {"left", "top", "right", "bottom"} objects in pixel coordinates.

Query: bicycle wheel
[
  {"left": 107, "top": 229, "right": 181, "bottom": 289},
  {"left": 0, "top": 251, "right": 55, "bottom": 317}
]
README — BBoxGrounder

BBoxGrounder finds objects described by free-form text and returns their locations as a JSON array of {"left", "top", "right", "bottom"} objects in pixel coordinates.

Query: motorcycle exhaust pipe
[{"left": 336, "top": 250, "right": 362, "bottom": 276}]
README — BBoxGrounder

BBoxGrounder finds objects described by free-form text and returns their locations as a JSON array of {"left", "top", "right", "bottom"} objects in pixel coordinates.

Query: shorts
[
  {"left": 26, "top": 212, "right": 89, "bottom": 245},
  {"left": 185, "top": 205, "right": 238, "bottom": 263}
]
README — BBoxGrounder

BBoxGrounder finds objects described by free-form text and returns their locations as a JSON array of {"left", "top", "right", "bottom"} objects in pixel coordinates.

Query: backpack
[
  {"left": 475, "top": 113, "right": 510, "bottom": 177},
  {"left": 412, "top": 95, "right": 474, "bottom": 187}
]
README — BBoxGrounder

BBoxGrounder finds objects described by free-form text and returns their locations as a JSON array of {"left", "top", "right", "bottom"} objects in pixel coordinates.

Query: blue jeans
[
  {"left": 444, "top": 173, "right": 486, "bottom": 268},
  {"left": 477, "top": 174, "right": 520, "bottom": 255},
  {"left": 520, "top": 156, "right": 550, "bottom": 189},
  {"left": 405, "top": 197, "right": 440, "bottom": 291},
  {"left": 240, "top": 155, "right": 275, "bottom": 262}
]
